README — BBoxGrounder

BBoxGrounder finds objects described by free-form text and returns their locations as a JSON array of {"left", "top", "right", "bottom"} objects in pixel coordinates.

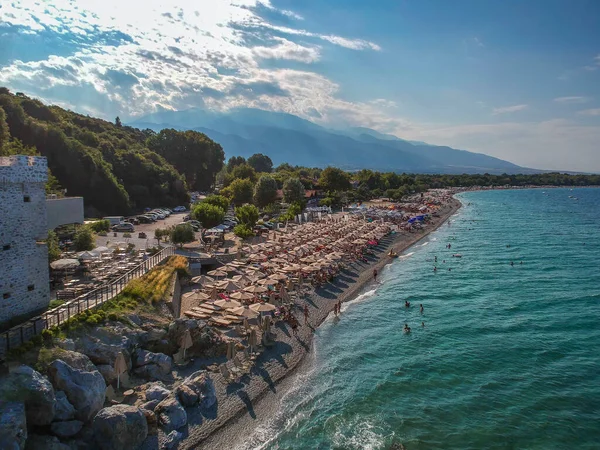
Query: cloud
[
  {"left": 492, "top": 104, "right": 528, "bottom": 115},
  {"left": 578, "top": 108, "right": 600, "bottom": 116},
  {"left": 473, "top": 37, "right": 484, "bottom": 47},
  {"left": 553, "top": 96, "right": 590, "bottom": 104},
  {"left": 252, "top": 38, "right": 320, "bottom": 63}
]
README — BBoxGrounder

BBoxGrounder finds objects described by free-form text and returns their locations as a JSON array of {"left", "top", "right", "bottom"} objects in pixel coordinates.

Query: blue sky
[{"left": 1, "top": 0, "right": 599, "bottom": 171}]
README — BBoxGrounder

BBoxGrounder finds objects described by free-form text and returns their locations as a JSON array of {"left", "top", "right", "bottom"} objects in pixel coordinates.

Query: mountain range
[{"left": 131, "top": 108, "right": 535, "bottom": 174}]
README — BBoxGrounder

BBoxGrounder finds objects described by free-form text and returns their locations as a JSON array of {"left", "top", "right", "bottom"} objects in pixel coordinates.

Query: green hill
[{"left": 0, "top": 88, "right": 224, "bottom": 215}]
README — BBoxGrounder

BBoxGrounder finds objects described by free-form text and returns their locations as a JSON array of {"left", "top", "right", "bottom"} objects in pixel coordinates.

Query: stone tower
[{"left": 0, "top": 155, "right": 50, "bottom": 326}]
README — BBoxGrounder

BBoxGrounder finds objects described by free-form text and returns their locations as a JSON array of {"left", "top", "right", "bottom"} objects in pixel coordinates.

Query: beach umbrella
[
  {"left": 279, "top": 285, "right": 290, "bottom": 302},
  {"left": 180, "top": 329, "right": 193, "bottom": 361},
  {"left": 210, "top": 286, "right": 218, "bottom": 301},
  {"left": 229, "top": 291, "right": 254, "bottom": 301},
  {"left": 231, "top": 274, "right": 251, "bottom": 286},
  {"left": 228, "top": 306, "right": 259, "bottom": 318},
  {"left": 263, "top": 315, "right": 271, "bottom": 334},
  {"left": 250, "top": 302, "right": 277, "bottom": 312},
  {"left": 190, "top": 275, "right": 214, "bottom": 285},
  {"left": 92, "top": 246, "right": 110, "bottom": 254},
  {"left": 182, "top": 291, "right": 210, "bottom": 302},
  {"left": 216, "top": 280, "right": 241, "bottom": 292},
  {"left": 243, "top": 285, "right": 268, "bottom": 294},
  {"left": 269, "top": 273, "right": 288, "bottom": 282},
  {"left": 207, "top": 268, "right": 227, "bottom": 278},
  {"left": 113, "top": 352, "right": 127, "bottom": 390},
  {"left": 214, "top": 299, "right": 242, "bottom": 309},
  {"left": 50, "top": 258, "right": 80, "bottom": 270},
  {"left": 226, "top": 341, "right": 236, "bottom": 360},
  {"left": 257, "top": 278, "right": 274, "bottom": 286},
  {"left": 78, "top": 251, "right": 98, "bottom": 260}
]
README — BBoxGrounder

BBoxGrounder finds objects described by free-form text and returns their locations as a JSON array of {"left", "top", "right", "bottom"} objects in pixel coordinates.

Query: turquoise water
[{"left": 240, "top": 188, "right": 600, "bottom": 450}]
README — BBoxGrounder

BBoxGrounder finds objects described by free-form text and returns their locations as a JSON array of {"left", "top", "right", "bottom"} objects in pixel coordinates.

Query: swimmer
[
  {"left": 421, "top": 322, "right": 425, "bottom": 327},
  {"left": 420, "top": 304, "right": 424, "bottom": 313},
  {"left": 433, "top": 266, "right": 437, "bottom": 272},
  {"left": 510, "top": 261, "right": 514, "bottom": 266}
]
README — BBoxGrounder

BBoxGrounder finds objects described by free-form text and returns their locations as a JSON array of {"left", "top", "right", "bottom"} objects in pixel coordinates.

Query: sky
[{"left": 1, "top": 0, "right": 599, "bottom": 172}]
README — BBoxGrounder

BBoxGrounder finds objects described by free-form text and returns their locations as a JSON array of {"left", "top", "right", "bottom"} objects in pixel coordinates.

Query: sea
[{"left": 237, "top": 188, "right": 600, "bottom": 450}]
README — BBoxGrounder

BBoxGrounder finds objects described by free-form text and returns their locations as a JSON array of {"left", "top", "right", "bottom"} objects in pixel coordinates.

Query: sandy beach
[{"left": 154, "top": 197, "right": 461, "bottom": 450}]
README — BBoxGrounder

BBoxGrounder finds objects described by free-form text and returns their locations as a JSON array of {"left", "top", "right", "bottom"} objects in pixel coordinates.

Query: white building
[{"left": 0, "top": 156, "right": 51, "bottom": 326}]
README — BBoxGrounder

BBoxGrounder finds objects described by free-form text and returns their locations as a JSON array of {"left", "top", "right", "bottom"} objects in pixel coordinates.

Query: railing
[{"left": 0, "top": 246, "right": 176, "bottom": 356}]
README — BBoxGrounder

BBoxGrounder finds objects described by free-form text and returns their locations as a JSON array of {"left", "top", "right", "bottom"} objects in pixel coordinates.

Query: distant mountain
[{"left": 132, "top": 108, "right": 532, "bottom": 174}]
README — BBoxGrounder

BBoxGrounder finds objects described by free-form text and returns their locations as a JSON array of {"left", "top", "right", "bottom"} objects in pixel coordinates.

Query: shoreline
[{"left": 178, "top": 198, "right": 462, "bottom": 450}]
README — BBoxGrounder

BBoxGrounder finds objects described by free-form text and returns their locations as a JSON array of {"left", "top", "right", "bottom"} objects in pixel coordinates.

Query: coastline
[{"left": 178, "top": 197, "right": 462, "bottom": 450}]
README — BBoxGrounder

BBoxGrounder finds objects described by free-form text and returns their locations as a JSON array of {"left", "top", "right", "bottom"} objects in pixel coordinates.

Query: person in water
[
  {"left": 421, "top": 322, "right": 425, "bottom": 327},
  {"left": 420, "top": 304, "right": 424, "bottom": 314},
  {"left": 403, "top": 323, "right": 411, "bottom": 333},
  {"left": 373, "top": 268, "right": 378, "bottom": 281},
  {"left": 510, "top": 261, "right": 514, "bottom": 266},
  {"left": 433, "top": 266, "right": 437, "bottom": 272},
  {"left": 405, "top": 300, "right": 411, "bottom": 308},
  {"left": 434, "top": 256, "right": 437, "bottom": 262}
]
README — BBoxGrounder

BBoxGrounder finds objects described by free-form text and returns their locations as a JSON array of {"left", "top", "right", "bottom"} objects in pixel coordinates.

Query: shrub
[
  {"left": 87, "top": 219, "right": 110, "bottom": 233},
  {"left": 192, "top": 202, "right": 224, "bottom": 229},
  {"left": 48, "top": 299, "right": 65, "bottom": 309},
  {"left": 108, "top": 312, "right": 118, "bottom": 321},
  {"left": 123, "top": 232, "right": 132, "bottom": 238},
  {"left": 233, "top": 224, "right": 254, "bottom": 239},
  {"left": 235, "top": 204, "right": 259, "bottom": 227}
]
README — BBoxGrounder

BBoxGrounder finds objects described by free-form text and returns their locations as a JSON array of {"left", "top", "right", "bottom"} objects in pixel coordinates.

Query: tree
[
  {"left": 202, "top": 194, "right": 230, "bottom": 211},
  {"left": 283, "top": 177, "right": 305, "bottom": 204},
  {"left": 154, "top": 228, "right": 167, "bottom": 245},
  {"left": 235, "top": 204, "right": 259, "bottom": 228},
  {"left": 87, "top": 219, "right": 110, "bottom": 233},
  {"left": 0, "top": 107, "right": 9, "bottom": 152},
  {"left": 230, "top": 163, "right": 257, "bottom": 183},
  {"left": 233, "top": 224, "right": 254, "bottom": 239},
  {"left": 73, "top": 226, "right": 94, "bottom": 251},
  {"left": 227, "top": 156, "right": 246, "bottom": 172},
  {"left": 115, "top": 116, "right": 122, "bottom": 127},
  {"left": 319, "top": 167, "right": 351, "bottom": 192},
  {"left": 192, "top": 203, "right": 225, "bottom": 229},
  {"left": 247, "top": 153, "right": 273, "bottom": 173},
  {"left": 47, "top": 230, "right": 61, "bottom": 262},
  {"left": 226, "top": 178, "right": 254, "bottom": 206},
  {"left": 170, "top": 223, "right": 195, "bottom": 247},
  {"left": 253, "top": 174, "right": 278, "bottom": 207}
]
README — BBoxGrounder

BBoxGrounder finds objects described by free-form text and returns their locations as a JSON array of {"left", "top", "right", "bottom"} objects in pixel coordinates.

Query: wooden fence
[{"left": 1, "top": 246, "right": 176, "bottom": 355}]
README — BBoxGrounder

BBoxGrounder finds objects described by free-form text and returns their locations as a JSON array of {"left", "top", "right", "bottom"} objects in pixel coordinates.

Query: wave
[
  {"left": 400, "top": 251, "right": 415, "bottom": 259},
  {"left": 341, "top": 288, "right": 378, "bottom": 313},
  {"left": 421, "top": 242, "right": 429, "bottom": 247}
]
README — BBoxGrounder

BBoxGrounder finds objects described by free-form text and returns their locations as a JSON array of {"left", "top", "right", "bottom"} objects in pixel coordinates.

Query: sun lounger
[
  {"left": 219, "top": 364, "right": 237, "bottom": 382},
  {"left": 211, "top": 318, "right": 232, "bottom": 327},
  {"left": 233, "top": 355, "right": 251, "bottom": 373},
  {"left": 223, "top": 315, "right": 242, "bottom": 323},
  {"left": 184, "top": 310, "right": 210, "bottom": 320}
]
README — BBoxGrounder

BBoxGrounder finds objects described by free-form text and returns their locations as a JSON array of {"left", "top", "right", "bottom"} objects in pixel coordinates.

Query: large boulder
[
  {"left": 155, "top": 396, "right": 187, "bottom": 431},
  {"left": 0, "top": 401, "right": 27, "bottom": 450},
  {"left": 140, "top": 408, "right": 158, "bottom": 436},
  {"left": 96, "top": 365, "right": 117, "bottom": 386},
  {"left": 53, "top": 391, "right": 75, "bottom": 422},
  {"left": 47, "top": 360, "right": 105, "bottom": 423},
  {"left": 181, "top": 371, "right": 216, "bottom": 409},
  {"left": 92, "top": 405, "right": 148, "bottom": 450},
  {"left": 145, "top": 383, "right": 170, "bottom": 402},
  {"left": 166, "top": 319, "right": 200, "bottom": 353},
  {"left": 133, "top": 350, "right": 172, "bottom": 381},
  {"left": 75, "top": 337, "right": 132, "bottom": 372},
  {"left": 0, "top": 365, "right": 55, "bottom": 426},
  {"left": 50, "top": 420, "right": 83, "bottom": 438},
  {"left": 25, "top": 434, "right": 70, "bottom": 450}
]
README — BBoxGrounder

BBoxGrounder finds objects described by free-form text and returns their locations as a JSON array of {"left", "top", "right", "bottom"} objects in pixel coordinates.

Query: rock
[
  {"left": 0, "top": 365, "right": 55, "bottom": 426},
  {"left": 50, "top": 420, "right": 83, "bottom": 438},
  {"left": 162, "top": 430, "right": 183, "bottom": 449},
  {"left": 55, "top": 339, "right": 75, "bottom": 351},
  {"left": 96, "top": 365, "right": 117, "bottom": 386},
  {"left": 175, "top": 384, "right": 198, "bottom": 407},
  {"left": 25, "top": 434, "right": 70, "bottom": 450},
  {"left": 0, "top": 401, "right": 27, "bottom": 450},
  {"left": 141, "top": 327, "right": 167, "bottom": 343},
  {"left": 53, "top": 391, "right": 75, "bottom": 421},
  {"left": 145, "top": 382, "right": 170, "bottom": 402},
  {"left": 47, "top": 360, "right": 105, "bottom": 423},
  {"left": 92, "top": 405, "right": 148, "bottom": 450},
  {"left": 75, "top": 337, "right": 132, "bottom": 372},
  {"left": 140, "top": 408, "right": 158, "bottom": 435},
  {"left": 141, "top": 399, "right": 160, "bottom": 412},
  {"left": 181, "top": 371, "right": 216, "bottom": 409},
  {"left": 133, "top": 350, "right": 172, "bottom": 381},
  {"left": 50, "top": 351, "right": 97, "bottom": 372},
  {"left": 155, "top": 396, "right": 187, "bottom": 431},
  {"left": 166, "top": 319, "right": 200, "bottom": 353},
  {"left": 127, "top": 314, "right": 142, "bottom": 326}
]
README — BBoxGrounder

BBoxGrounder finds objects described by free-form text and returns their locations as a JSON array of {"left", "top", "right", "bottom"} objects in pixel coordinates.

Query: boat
[{"left": 452, "top": 254, "right": 462, "bottom": 258}]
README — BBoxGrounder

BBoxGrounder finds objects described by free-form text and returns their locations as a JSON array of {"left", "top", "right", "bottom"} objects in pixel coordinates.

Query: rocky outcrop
[
  {"left": 140, "top": 408, "right": 158, "bottom": 435},
  {"left": 141, "top": 399, "right": 160, "bottom": 412},
  {"left": 53, "top": 391, "right": 75, "bottom": 422},
  {"left": 0, "top": 366, "right": 55, "bottom": 426},
  {"left": 155, "top": 396, "right": 187, "bottom": 431},
  {"left": 181, "top": 371, "right": 216, "bottom": 409},
  {"left": 133, "top": 350, "right": 172, "bottom": 381},
  {"left": 25, "top": 434, "right": 70, "bottom": 450},
  {"left": 47, "top": 360, "right": 105, "bottom": 423},
  {"left": 50, "top": 420, "right": 83, "bottom": 438},
  {"left": 0, "top": 401, "right": 27, "bottom": 450},
  {"left": 92, "top": 405, "right": 148, "bottom": 450}
]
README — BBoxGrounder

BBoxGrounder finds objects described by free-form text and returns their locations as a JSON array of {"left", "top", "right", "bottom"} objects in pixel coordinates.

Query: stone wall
[{"left": 0, "top": 156, "right": 50, "bottom": 325}]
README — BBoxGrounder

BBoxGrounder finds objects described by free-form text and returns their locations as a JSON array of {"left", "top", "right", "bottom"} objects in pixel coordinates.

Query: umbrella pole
[{"left": 117, "top": 374, "right": 120, "bottom": 391}]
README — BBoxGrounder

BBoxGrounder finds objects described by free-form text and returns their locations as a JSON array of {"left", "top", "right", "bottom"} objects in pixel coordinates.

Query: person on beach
[
  {"left": 337, "top": 299, "right": 342, "bottom": 314},
  {"left": 420, "top": 304, "right": 424, "bottom": 314},
  {"left": 304, "top": 305, "right": 309, "bottom": 324},
  {"left": 373, "top": 268, "right": 378, "bottom": 281}
]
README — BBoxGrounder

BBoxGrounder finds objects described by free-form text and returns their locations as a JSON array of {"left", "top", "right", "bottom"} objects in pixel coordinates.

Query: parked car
[
  {"left": 182, "top": 214, "right": 191, "bottom": 222},
  {"left": 128, "top": 217, "right": 140, "bottom": 225},
  {"left": 112, "top": 222, "right": 134, "bottom": 232},
  {"left": 150, "top": 211, "right": 165, "bottom": 219},
  {"left": 137, "top": 215, "right": 154, "bottom": 224},
  {"left": 173, "top": 206, "right": 187, "bottom": 212}
]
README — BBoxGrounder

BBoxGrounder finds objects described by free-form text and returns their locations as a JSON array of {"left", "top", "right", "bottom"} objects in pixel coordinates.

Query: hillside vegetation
[{"left": 0, "top": 88, "right": 224, "bottom": 215}]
